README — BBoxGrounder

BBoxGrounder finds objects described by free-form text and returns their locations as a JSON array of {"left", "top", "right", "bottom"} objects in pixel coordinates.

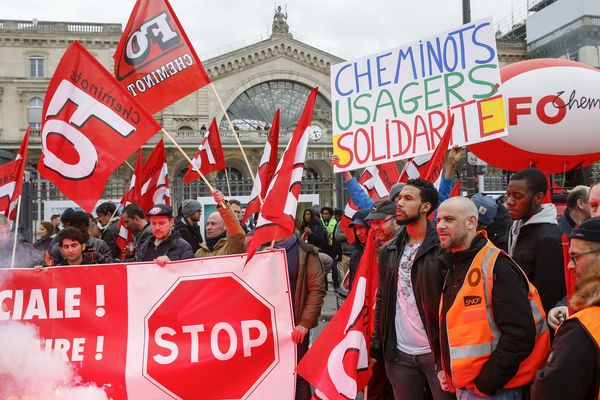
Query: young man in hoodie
[
  {"left": 532, "top": 217, "right": 600, "bottom": 399},
  {"left": 507, "top": 168, "right": 565, "bottom": 313}
]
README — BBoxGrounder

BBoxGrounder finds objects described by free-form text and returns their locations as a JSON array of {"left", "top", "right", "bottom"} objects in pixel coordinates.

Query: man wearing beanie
[
  {"left": 471, "top": 193, "right": 511, "bottom": 252},
  {"left": 174, "top": 199, "right": 204, "bottom": 253},
  {"left": 532, "top": 217, "right": 600, "bottom": 399}
]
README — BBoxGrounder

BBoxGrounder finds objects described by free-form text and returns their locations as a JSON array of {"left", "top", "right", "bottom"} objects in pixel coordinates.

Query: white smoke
[{"left": 0, "top": 321, "right": 109, "bottom": 400}]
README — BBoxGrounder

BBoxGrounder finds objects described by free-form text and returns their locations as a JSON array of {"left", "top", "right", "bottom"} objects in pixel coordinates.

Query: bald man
[
  {"left": 195, "top": 191, "right": 246, "bottom": 258},
  {"left": 435, "top": 197, "right": 549, "bottom": 399},
  {"left": 558, "top": 185, "right": 591, "bottom": 236}
]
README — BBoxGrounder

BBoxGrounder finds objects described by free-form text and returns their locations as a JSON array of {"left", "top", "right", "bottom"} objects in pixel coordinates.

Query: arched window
[
  {"left": 177, "top": 125, "right": 195, "bottom": 137},
  {"left": 27, "top": 97, "right": 43, "bottom": 132},
  {"left": 216, "top": 167, "right": 248, "bottom": 197},
  {"left": 220, "top": 80, "right": 331, "bottom": 134}
]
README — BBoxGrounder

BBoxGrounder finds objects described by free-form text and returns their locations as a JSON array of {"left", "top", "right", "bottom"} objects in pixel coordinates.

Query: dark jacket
[
  {"left": 56, "top": 252, "right": 101, "bottom": 266},
  {"left": 485, "top": 204, "right": 511, "bottom": 252},
  {"left": 47, "top": 236, "right": 112, "bottom": 266},
  {"left": 508, "top": 204, "right": 566, "bottom": 313},
  {"left": 100, "top": 218, "right": 121, "bottom": 259},
  {"left": 557, "top": 209, "right": 576, "bottom": 237},
  {"left": 532, "top": 272, "right": 600, "bottom": 400},
  {"left": 34, "top": 235, "right": 54, "bottom": 253},
  {"left": 371, "top": 221, "right": 449, "bottom": 368},
  {"left": 300, "top": 209, "right": 327, "bottom": 250},
  {"left": 174, "top": 216, "right": 203, "bottom": 254},
  {"left": 135, "top": 230, "right": 194, "bottom": 262},
  {"left": 439, "top": 234, "right": 536, "bottom": 395}
]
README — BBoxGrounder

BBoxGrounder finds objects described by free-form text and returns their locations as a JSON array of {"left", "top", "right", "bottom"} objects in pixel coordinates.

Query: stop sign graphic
[{"left": 144, "top": 273, "right": 278, "bottom": 399}]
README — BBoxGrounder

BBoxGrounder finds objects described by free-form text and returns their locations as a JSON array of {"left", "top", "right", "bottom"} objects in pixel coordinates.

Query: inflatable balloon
[{"left": 469, "top": 59, "right": 600, "bottom": 173}]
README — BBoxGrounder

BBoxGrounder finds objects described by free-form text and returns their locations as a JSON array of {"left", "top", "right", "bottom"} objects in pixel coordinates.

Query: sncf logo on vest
[{"left": 463, "top": 295, "right": 482, "bottom": 307}]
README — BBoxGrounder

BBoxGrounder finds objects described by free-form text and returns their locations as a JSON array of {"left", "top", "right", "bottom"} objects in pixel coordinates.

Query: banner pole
[
  {"left": 161, "top": 128, "right": 216, "bottom": 194},
  {"left": 224, "top": 168, "right": 233, "bottom": 198},
  {"left": 124, "top": 160, "right": 135, "bottom": 171},
  {"left": 209, "top": 83, "right": 263, "bottom": 205},
  {"left": 10, "top": 195, "right": 23, "bottom": 269}
]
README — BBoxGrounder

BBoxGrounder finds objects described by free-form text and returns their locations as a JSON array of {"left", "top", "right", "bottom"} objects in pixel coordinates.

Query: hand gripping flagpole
[
  {"left": 10, "top": 195, "right": 23, "bottom": 269},
  {"left": 209, "top": 83, "right": 263, "bottom": 205}
]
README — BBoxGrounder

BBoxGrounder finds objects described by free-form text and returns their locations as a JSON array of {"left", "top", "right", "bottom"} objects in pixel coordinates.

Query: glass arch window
[
  {"left": 220, "top": 80, "right": 331, "bottom": 133},
  {"left": 177, "top": 125, "right": 195, "bottom": 137},
  {"left": 27, "top": 97, "right": 43, "bottom": 131}
]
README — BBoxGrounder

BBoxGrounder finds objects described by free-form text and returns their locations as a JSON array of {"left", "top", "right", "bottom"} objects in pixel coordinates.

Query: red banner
[
  {"left": 183, "top": 118, "right": 226, "bottom": 183},
  {"left": 0, "top": 160, "right": 20, "bottom": 216},
  {"left": 0, "top": 251, "right": 295, "bottom": 399},
  {"left": 38, "top": 41, "right": 160, "bottom": 213},
  {"left": 114, "top": 0, "right": 211, "bottom": 114}
]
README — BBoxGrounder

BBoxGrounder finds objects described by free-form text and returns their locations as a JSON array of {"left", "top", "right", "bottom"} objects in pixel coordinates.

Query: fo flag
[
  {"left": 183, "top": 118, "right": 225, "bottom": 183},
  {"left": 242, "top": 109, "right": 280, "bottom": 224},
  {"left": 2, "top": 128, "right": 30, "bottom": 220},
  {"left": 340, "top": 162, "right": 399, "bottom": 244},
  {"left": 246, "top": 88, "right": 318, "bottom": 263},
  {"left": 38, "top": 41, "right": 160, "bottom": 213},
  {"left": 114, "top": 0, "right": 211, "bottom": 114},
  {"left": 297, "top": 230, "right": 378, "bottom": 399},
  {"left": 116, "top": 151, "right": 143, "bottom": 252},
  {"left": 138, "top": 139, "right": 170, "bottom": 213}
]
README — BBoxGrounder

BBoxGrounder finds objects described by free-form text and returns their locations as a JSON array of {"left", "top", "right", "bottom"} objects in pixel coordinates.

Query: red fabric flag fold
[
  {"left": 37, "top": 41, "right": 160, "bottom": 213},
  {"left": 245, "top": 88, "right": 318, "bottom": 263},
  {"left": 138, "top": 139, "right": 171, "bottom": 213},
  {"left": 422, "top": 114, "right": 455, "bottom": 183},
  {"left": 116, "top": 150, "right": 144, "bottom": 252},
  {"left": 242, "top": 109, "right": 280, "bottom": 224},
  {"left": 183, "top": 118, "right": 225, "bottom": 183},
  {"left": 4, "top": 128, "right": 30, "bottom": 220},
  {"left": 114, "top": 0, "right": 210, "bottom": 114},
  {"left": 297, "top": 230, "right": 378, "bottom": 399}
]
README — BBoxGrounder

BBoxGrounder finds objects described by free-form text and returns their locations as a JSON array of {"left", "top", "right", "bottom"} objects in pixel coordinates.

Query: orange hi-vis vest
[
  {"left": 566, "top": 306, "right": 600, "bottom": 400},
  {"left": 442, "top": 239, "right": 550, "bottom": 390}
]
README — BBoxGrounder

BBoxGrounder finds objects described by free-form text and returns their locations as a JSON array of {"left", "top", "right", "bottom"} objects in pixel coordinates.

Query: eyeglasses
[
  {"left": 569, "top": 249, "right": 600, "bottom": 265},
  {"left": 371, "top": 216, "right": 394, "bottom": 225}
]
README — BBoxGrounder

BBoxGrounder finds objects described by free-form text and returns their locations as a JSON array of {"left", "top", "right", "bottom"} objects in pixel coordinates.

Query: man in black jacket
[
  {"left": 436, "top": 196, "right": 546, "bottom": 399},
  {"left": 557, "top": 185, "right": 590, "bottom": 236},
  {"left": 372, "top": 178, "right": 454, "bottom": 400},
  {"left": 135, "top": 204, "right": 194, "bottom": 265},
  {"left": 121, "top": 204, "right": 153, "bottom": 261},
  {"left": 96, "top": 201, "right": 121, "bottom": 259},
  {"left": 532, "top": 217, "right": 600, "bottom": 399},
  {"left": 507, "top": 167, "right": 565, "bottom": 313},
  {"left": 174, "top": 199, "right": 203, "bottom": 253}
]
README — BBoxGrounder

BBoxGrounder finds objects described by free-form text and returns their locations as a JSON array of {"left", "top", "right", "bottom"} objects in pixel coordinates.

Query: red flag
[
  {"left": 398, "top": 154, "right": 433, "bottom": 183},
  {"left": 114, "top": 0, "right": 211, "bottom": 114},
  {"left": 0, "top": 160, "right": 20, "bottom": 217},
  {"left": 183, "top": 118, "right": 225, "bottom": 183},
  {"left": 138, "top": 139, "right": 171, "bottom": 213},
  {"left": 37, "top": 41, "right": 160, "bottom": 213},
  {"left": 422, "top": 114, "right": 455, "bottom": 183},
  {"left": 449, "top": 179, "right": 462, "bottom": 197},
  {"left": 242, "top": 109, "right": 280, "bottom": 224},
  {"left": 246, "top": 88, "right": 318, "bottom": 263},
  {"left": 116, "top": 150, "right": 143, "bottom": 251},
  {"left": 297, "top": 230, "right": 378, "bottom": 399},
  {"left": 6, "top": 128, "right": 30, "bottom": 220},
  {"left": 339, "top": 162, "right": 399, "bottom": 244}
]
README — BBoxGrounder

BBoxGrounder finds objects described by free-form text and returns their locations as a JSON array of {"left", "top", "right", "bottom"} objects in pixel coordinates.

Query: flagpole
[
  {"left": 10, "top": 195, "right": 23, "bottom": 269},
  {"left": 161, "top": 128, "right": 217, "bottom": 193},
  {"left": 224, "top": 168, "right": 232, "bottom": 198},
  {"left": 124, "top": 160, "right": 135, "bottom": 171},
  {"left": 209, "top": 83, "right": 263, "bottom": 205}
]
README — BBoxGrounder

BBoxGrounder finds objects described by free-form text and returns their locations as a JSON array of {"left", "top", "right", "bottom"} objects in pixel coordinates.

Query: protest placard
[{"left": 331, "top": 17, "right": 507, "bottom": 172}]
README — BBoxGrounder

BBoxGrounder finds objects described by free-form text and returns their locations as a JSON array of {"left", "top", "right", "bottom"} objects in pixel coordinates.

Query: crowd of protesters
[{"left": 1, "top": 148, "right": 599, "bottom": 400}]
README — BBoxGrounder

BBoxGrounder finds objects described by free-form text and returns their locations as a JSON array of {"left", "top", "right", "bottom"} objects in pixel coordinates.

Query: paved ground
[{"left": 313, "top": 281, "right": 342, "bottom": 340}]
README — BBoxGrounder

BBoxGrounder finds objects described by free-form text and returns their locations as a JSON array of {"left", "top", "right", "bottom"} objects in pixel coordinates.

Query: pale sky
[{"left": 4, "top": 0, "right": 528, "bottom": 60}]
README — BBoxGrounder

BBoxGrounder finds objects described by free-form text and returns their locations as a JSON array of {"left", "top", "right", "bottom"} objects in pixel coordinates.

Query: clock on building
[{"left": 307, "top": 125, "right": 323, "bottom": 141}]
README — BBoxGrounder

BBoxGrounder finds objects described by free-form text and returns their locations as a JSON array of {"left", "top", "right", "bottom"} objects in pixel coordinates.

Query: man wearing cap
[
  {"left": 365, "top": 200, "right": 399, "bottom": 247},
  {"left": 372, "top": 179, "right": 454, "bottom": 400},
  {"left": 174, "top": 199, "right": 203, "bottom": 253},
  {"left": 471, "top": 193, "right": 512, "bottom": 252},
  {"left": 135, "top": 204, "right": 194, "bottom": 265},
  {"left": 195, "top": 191, "right": 246, "bottom": 258},
  {"left": 532, "top": 217, "right": 600, "bottom": 399}
]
